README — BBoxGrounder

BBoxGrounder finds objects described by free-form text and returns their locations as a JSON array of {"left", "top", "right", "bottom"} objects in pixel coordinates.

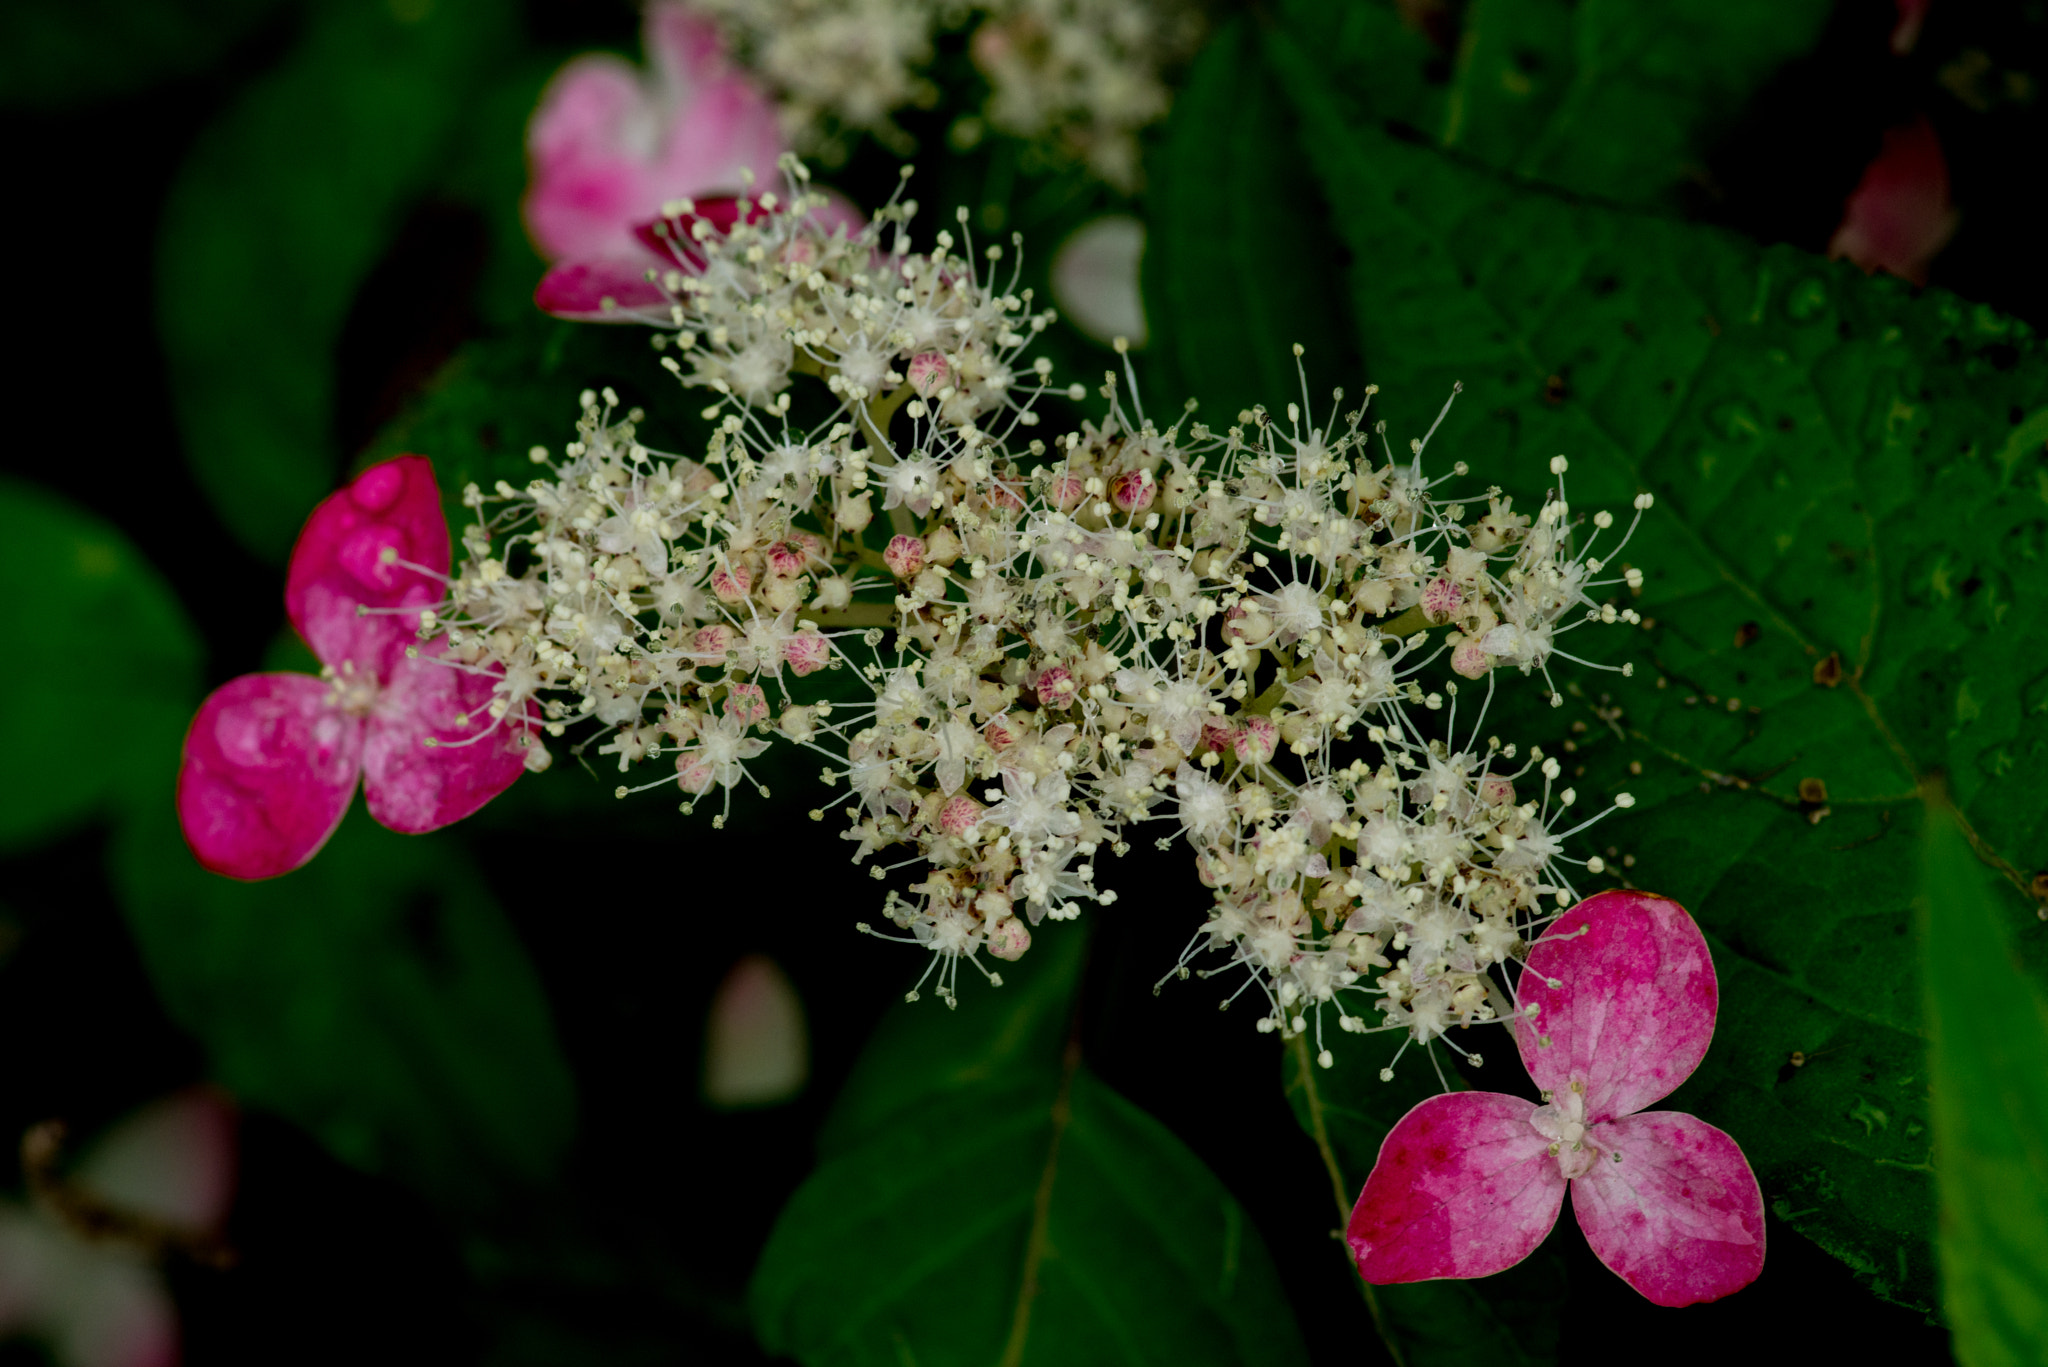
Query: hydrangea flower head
[
  {"left": 1346, "top": 889, "right": 1765, "bottom": 1307},
  {"left": 176, "top": 456, "right": 535, "bottom": 880}
]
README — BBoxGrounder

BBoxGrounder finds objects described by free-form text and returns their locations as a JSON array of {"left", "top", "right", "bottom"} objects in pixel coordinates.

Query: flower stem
[{"left": 1287, "top": 1032, "right": 1406, "bottom": 1367}]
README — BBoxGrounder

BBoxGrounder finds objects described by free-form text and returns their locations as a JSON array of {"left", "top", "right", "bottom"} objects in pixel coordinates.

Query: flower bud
[{"left": 885, "top": 534, "right": 926, "bottom": 578}]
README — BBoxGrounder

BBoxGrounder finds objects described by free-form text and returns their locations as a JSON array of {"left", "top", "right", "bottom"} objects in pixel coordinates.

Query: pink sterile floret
[
  {"left": 524, "top": 4, "right": 864, "bottom": 321},
  {"left": 176, "top": 457, "right": 533, "bottom": 881},
  {"left": 1346, "top": 889, "right": 1764, "bottom": 1308}
]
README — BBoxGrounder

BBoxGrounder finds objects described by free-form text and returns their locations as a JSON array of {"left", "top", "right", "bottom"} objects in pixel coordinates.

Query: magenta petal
[
  {"left": 1827, "top": 115, "right": 1958, "bottom": 286},
  {"left": 360, "top": 643, "right": 531, "bottom": 835},
  {"left": 176, "top": 674, "right": 363, "bottom": 880},
  {"left": 284, "top": 455, "right": 451, "bottom": 683},
  {"left": 534, "top": 255, "right": 673, "bottom": 321},
  {"left": 1348, "top": 1091, "right": 1565, "bottom": 1283},
  {"left": 1573, "top": 1111, "right": 1766, "bottom": 1306},
  {"left": 1515, "top": 890, "right": 1717, "bottom": 1122}
]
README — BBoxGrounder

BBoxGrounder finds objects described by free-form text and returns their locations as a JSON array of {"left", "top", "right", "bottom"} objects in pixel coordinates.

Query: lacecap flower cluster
[{"left": 430, "top": 161, "right": 1652, "bottom": 1073}]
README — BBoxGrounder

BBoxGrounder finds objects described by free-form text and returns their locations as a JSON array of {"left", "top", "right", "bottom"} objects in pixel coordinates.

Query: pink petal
[
  {"left": 1347, "top": 1091, "right": 1565, "bottom": 1283},
  {"left": 533, "top": 253, "right": 675, "bottom": 321},
  {"left": 1827, "top": 115, "right": 1958, "bottom": 286},
  {"left": 75, "top": 1088, "right": 238, "bottom": 1236},
  {"left": 284, "top": 455, "right": 451, "bottom": 684},
  {"left": 1515, "top": 890, "right": 1716, "bottom": 1122},
  {"left": 523, "top": 4, "right": 784, "bottom": 264},
  {"left": 177, "top": 673, "right": 363, "bottom": 880},
  {"left": 1573, "top": 1111, "right": 1766, "bottom": 1306},
  {"left": 360, "top": 643, "right": 531, "bottom": 835}
]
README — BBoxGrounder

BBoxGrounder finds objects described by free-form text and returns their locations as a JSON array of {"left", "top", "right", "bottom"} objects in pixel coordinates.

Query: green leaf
[
  {"left": 110, "top": 799, "right": 576, "bottom": 1203},
  {"left": 155, "top": 0, "right": 519, "bottom": 560},
  {"left": 0, "top": 478, "right": 202, "bottom": 852},
  {"left": 0, "top": 0, "right": 286, "bottom": 108},
  {"left": 751, "top": 928, "right": 1310, "bottom": 1367},
  {"left": 1440, "top": 0, "right": 1833, "bottom": 207},
  {"left": 1140, "top": 16, "right": 1358, "bottom": 431},
  {"left": 1924, "top": 796, "right": 2048, "bottom": 1366},
  {"left": 1265, "top": 21, "right": 2048, "bottom": 1310},
  {"left": 1286, "top": 1041, "right": 1562, "bottom": 1367}
]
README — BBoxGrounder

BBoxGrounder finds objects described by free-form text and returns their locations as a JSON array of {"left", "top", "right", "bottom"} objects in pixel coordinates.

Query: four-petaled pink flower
[
  {"left": 524, "top": 3, "right": 856, "bottom": 321},
  {"left": 1348, "top": 889, "right": 1765, "bottom": 1307},
  {"left": 177, "top": 456, "right": 533, "bottom": 880}
]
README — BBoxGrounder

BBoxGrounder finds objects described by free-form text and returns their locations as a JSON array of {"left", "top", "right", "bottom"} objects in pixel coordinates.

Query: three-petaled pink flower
[
  {"left": 524, "top": 3, "right": 855, "bottom": 321},
  {"left": 1348, "top": 889, "right": 1765, "bottom": 1307},
  {"left": 176, "top": 456, "right": 533, "bottom": 880}
]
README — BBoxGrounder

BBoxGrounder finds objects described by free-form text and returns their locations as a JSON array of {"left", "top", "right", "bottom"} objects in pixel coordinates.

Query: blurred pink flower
[
  {"left": 0, "top": 1089, "right": 237, "bottom": 1367},
  {"left": 526, "top": 3, "right": 843, "bottom": 321},
  {"left": 1828, "top": 115, "right": 1958, "bottom": 286},
  {"left": 177, "top": 456, "right": 533, "bottom": 880},
  {"left": 1347, "top": 890, "right": 1765, "bottom": 1308}
]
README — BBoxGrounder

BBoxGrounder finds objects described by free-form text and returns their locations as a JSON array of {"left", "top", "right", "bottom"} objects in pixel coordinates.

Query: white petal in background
[
  {"left": 0, "top": 1088, "right": 237, "bottom": 1367},
  {"left": 702, "top": 954, "right": 810, "bottom": 1108},
  {"left": 1051, "top": 216, "right": 1148, "bottom": 349}
]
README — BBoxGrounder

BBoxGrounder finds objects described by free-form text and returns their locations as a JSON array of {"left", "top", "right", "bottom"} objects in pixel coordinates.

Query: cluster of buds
[
  {"left": 430, "top": 164, "right": 1652, "bottom": 1071},
  {"left": 691, "top": 0, "right": 1202, "bottom": 188}
]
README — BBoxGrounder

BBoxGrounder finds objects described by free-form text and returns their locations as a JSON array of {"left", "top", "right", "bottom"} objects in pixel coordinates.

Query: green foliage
[
  {"left": 110, "top": 799, "right": 577, "bottom": 1203},
  {"left": 155, "top": 0, "right": 523, "bottom": 561},
  {"left": 1442, "top": 0, "right": 1833, "bottom": 207},
  {"left": 1244, "top": 15, "right": 2048, "bottom": 1313},
  {"left": 1285, "top": 1042, "right": 1563, "bottom": 1366},
  {"left": 752, "top": 928, "right": 1310, "bottom": 1367},
  {"left": 1924, "top": 798, "right": 2048, "bottom": 1366},
  {"left": 0, "top": 479, "right": 202, "bottom": 851},
  {"left": 1140, "top": 16, "right": 1357, "bottom": 431},
  {"left": 0, "top": 0, "right": 286, "bottom": 108}
]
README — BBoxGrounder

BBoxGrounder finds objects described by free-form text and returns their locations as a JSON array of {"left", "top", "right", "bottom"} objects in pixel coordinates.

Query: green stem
[{"left": 1288, "top": 1033, "right": 1407, "bottom": 1367}]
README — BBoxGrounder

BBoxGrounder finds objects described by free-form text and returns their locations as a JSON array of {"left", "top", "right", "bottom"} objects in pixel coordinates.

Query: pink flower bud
[
  {"left": 711, "top": 562, "right": 752, "bottom": 603},
  {"left": 765, "top": 540, "right": 809, "bottom": 577},
  {"left": 1110, "top": 469, "right": 1155, "bottom": 513},
  {"left": 884, "top": 534, "right": 926, "bottom": 578},
  {"left": 938, "top": 795, "right": 983, "bottom": 837},
  {"left": 907, "top": 351, "right": 950, "bottom": 397},
  {"left": 724, "top": 681, "right": 768, "bottom": 725},
  {"left": 985, "top": 715, "right": 1017, "bottom": 750},
  {"left": 1478, "top": 775, "right": 1516, "bottom": 807},
  {"left": 1421, "top": 576, "right": 1464, "bottom": 622},
  {"left": 985, "top": 480, "right": 1026, "bottom": 513},
  {"left": 694, "top": 624, "right": 735, "bottom": 657},
  {"left": 1035, "top": 666, "right": 1077, "bottom": 708},
  {"left": 676, "top": 751, "right": 717, "bottom": 794},
  {"left": 986, "top": 917, "right": 1031, "bottom": 961},
  {"left": 1048, "top": 475, "right": 1087, "bottom": 511},
  {"left": 1199, "top": 719, "right": 1234, "bottom": 754},
  {"left": 1234, "top": 715, "right": 1279, "bottom": 765},
  {"left": 1451, "top": 639, "right": 1492, "bottom": 679},
  {"left": 783, "top": 630, "right": 829, "bottom": 676}
]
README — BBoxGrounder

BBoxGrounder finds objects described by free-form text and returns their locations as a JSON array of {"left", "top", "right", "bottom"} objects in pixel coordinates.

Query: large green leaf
[
  {"left": 1924, "top": 796, "right": 2048, "bottom": 1366},
  {"left": 1276, "top": 0, "right": 1831, "bottom": 209},
  {"left": 110, "top": 799, "right": 576, "bottom": 1203},
  {"left": 1285, "top": 1041, "right": 1563, "bottom": 1367},
  {"left": 1139, "top": 15, "right": 1358, "bottom": 430},
  {"left": 0, "top": 479, "right": 202, "bottom": 851},
  {"left": 155, "top": 0, "right": 519, "bottom": 561},
  {"left": 1440, "top": 0, "right": 1833, "bottom": 207},
  {"left": 0, "top": 0, "right": 286, "bottom": 108},
  {"left": 1265, "top": 22, "right": 2048, "bottom": 1310},
  {"left": 751, "top": 928, "right": 1310, "bottom": 1367}
]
